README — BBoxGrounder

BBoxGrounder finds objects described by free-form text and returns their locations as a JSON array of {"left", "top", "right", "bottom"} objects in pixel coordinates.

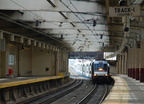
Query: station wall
[
  {"left": 32, "top": 46, "right": 56, "bottom": 76},
  {"left": 8, "top": 44, "right": 19, "bottom": 76},
  {"left": 0, "top": 37, "right": 69, "bottom": 78},
  {"left": 19, "top": 46, "right": 32, "bottom": 76}
]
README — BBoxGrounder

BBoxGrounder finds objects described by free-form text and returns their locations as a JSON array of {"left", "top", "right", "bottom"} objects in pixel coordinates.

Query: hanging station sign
[{"left": 109, "top": 5, "right": 140, "bottom": 17}]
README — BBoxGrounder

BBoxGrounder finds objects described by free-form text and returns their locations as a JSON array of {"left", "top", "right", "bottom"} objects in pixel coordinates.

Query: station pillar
[
  {"left": 134, "top": 48, "right": 140, "bottom": 80},
  {"left": 117, "top": 55, "right": 122, "bottom": 74},
  {"left": 119, "top": 55, "right": 122, "bottom": 74},
  {"left": 0, "top": 43, "right": 9, "bottom": 77},
  {"left": 116, "top": 53, "right": 127, "bottom": 75},
  {"left": 132, "top": 48, "right": 136, "bottom": 79},
  {"left": 123, "top": 52, "right": 127, "bottom": 74},
  {"left": 127, "top": 48, "right": 133, "bottom": 77},
  {"left": 121, "top": 53, "right": 124, "bottom": 74},
  {"left": 116, "top": 59, "right": 119, "bottom": 74},
  {"left": 139, "top": 40, "right": 144, "bottom": 82},
  {"left": 121, "top": 52, "right": 127, "bottom": 74}
]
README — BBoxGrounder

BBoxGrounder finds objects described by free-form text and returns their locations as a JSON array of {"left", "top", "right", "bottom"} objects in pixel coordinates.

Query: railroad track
[
  {"left": 98, "top": 85, "right": 109, "bottom": 104},
  {"left": 51, "top": 82, "right": 112, "bottom": 104},
  {"left": 76, "top": 84, "right": 109, "bottom": 104},
  {"left": 76, "top": 83, "right": 98, "bottom": 104},
  {"left": 38, "top": 79, "right": 83, "bottom": 104},
  {"left": 88, "top": 84, "right": 109, "bottom": 104},
  {"left": 18, "top": 79, "right": 82, "bottom": 104},
  {"left": 50, "top": 80, "right": 95, "bottom": 104},
  {"left": 19, "top": 79, "right": 112, "bottom": 104}
]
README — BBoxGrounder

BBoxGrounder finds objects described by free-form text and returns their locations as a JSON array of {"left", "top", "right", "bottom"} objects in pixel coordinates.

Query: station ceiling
[{"left": 0, "top": 0, "right": 144, "bottom": 54}]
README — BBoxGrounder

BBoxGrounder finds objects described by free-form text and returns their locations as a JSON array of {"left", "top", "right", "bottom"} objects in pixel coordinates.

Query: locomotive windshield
[{"left": 94, "top": 63, "right": 108, "bottom": 71}]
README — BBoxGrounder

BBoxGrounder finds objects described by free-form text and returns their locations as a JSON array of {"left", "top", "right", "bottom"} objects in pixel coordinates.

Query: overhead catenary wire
[
  {"left": 60, "top": 0, "right": 101, "bottom": 46},
  {"left": 9, "top": 0, "right": 89, "bottom": 51},
  {"left": 1, "top": 0, "right": 75, "bottom": 51},
  {"left": 5, "top": 0, "right": 108, "bottom": 52},
  {"left": 69, "top": 0, "right": 108, "bottom": 45}
]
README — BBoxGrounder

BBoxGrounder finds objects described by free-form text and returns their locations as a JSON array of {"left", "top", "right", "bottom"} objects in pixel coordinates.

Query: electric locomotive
[{"left": 91, "top": 59, "right": 110, "bottom": 84}]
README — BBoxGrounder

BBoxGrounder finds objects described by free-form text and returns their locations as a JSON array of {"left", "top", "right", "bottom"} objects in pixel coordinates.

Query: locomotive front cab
[
  {"left": 91, "top": 60, "right": 110, "bottom": 83},
  {"left": 93, "top": 61, "right": 109, "bottom": 76}
]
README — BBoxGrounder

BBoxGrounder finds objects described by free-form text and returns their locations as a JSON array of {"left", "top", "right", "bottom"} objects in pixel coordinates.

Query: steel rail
[
  {"left": 98, "top": 84, "right": 108, "bottom": 104},
  {"left": 38, "top": 79, "right": 83, "bottom": 104},
  {"left": 18, "top": 78, "right": 77, "bottom": 104},
  {"left": 76, "top": 84, "right": 97, "bottom": 104}
]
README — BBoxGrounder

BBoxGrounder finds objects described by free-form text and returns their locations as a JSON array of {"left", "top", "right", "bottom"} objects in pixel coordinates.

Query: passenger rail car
[{"left": 91, "top": 59, "right": 110, "bottom": 84}]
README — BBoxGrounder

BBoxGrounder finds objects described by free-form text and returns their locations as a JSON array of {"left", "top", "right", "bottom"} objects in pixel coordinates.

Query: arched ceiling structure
[{"left": 0, "top": 0, "right": 144, "bottom": 55}]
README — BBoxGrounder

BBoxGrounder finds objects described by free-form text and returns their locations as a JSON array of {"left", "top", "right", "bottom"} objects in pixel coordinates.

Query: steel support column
[
  {"left": 139, "top": 40, "right": 144, "bottom": 82},
  {"left": 124, "top": 52, "right": 127, "bottom": 74},
  {"left": 127, "top": 48, "right": 133, "bottom": 77},
  {"left": 131, "top": 48, "right": 136, "bottom": 79},
  {"left": 121, "top": 53, "right": 125, "bottom": 74},
  {"left": 135, "top": 48, "right": 140, "bottom": 80}
]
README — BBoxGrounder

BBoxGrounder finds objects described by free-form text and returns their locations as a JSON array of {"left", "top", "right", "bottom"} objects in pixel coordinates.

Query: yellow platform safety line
[
  {"left": 103, "top": 76, "right": 129, "bottom": 104},
  {"left": 0, "top": 76, "right": 64, "bottom": 89}
]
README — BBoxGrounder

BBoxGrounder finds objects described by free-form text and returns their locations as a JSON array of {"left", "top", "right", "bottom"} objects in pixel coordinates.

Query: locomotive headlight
[
  {"left": 94, "top": 74, "right": 97, "bottom": 76},
  {"left": 105, "top": 74, "right": 108, "bottom": 76},
  {"left": 99, "top": 68, "right": 103, "bottom": 71}
]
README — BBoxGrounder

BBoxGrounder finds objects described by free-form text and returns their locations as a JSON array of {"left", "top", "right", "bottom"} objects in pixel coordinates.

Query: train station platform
[
  {"left": 103, "top": 74, "right": 144, "bottom": 104},
  {"left": 0, "top": 75, "right": 70, "bottom": 104},
  {"left": 0, "top": 76, "right": 65, "bottom": 89}
]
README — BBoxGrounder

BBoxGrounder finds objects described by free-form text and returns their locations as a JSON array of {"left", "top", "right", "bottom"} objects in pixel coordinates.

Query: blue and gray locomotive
[{"left": 91, "top": 59, "right": 110, "bottom": 84}]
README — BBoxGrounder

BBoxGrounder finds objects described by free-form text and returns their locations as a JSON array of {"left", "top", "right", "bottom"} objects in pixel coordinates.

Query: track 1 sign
[{"left": 109, "top": 5, "right": 140, "bottom": 17}]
